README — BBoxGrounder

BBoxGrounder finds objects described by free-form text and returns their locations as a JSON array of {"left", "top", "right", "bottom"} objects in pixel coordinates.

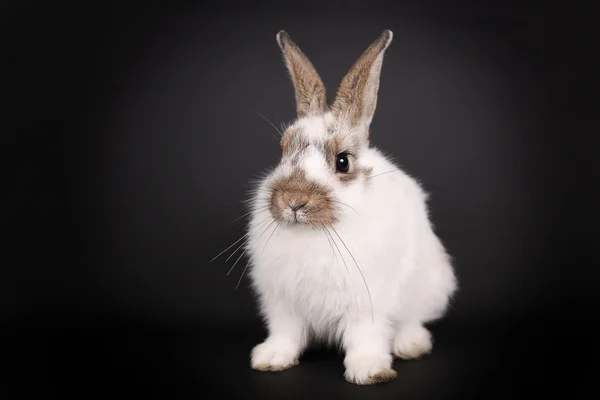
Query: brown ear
[
  {"left": 276, "top": 31, "right": 329, "bottom": 118},
  {"left": 331, "top": 30, "right": 393, "bottom": 132}
]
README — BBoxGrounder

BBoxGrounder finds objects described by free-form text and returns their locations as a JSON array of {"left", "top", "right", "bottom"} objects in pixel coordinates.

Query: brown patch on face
[
  {"left": 280, "top": 129, "right": 309, "bottom": 158},
  {"left": 337, "top": 165, "right": 374, "bottom": 185},
  {"left": 330, "top": 30, "right": 393, "bottom": 127},
  {"left": 269, "top": 169, "right": 337, "bottom": 227},
  {"left": 338, "top": 166, "right": 373, "bottom": 185},
  {"left": 324, "top": 133, "right": 372, "bottom": 185},
  {"left": 362, "top": 166, "right": 374, "bottom": 186},
  {"left": 323, "top": 134, "right": 348, "bottom": 167},
  {"left": 276, "top": 31, "right": 329, "bottom": 118}
]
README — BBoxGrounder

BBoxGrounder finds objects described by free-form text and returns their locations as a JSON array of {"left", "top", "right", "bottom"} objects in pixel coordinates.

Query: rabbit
[{"left": 244, "top": 29, "right": 458, "bottom": 385}]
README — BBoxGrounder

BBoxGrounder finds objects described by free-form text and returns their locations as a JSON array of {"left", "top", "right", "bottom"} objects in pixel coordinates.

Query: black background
[{"left": 3, "top": 0, "right": 598, "bottom": 398}]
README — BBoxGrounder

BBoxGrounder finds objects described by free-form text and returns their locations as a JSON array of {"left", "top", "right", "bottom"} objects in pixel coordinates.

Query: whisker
[
  {"left": 243, "top": 192, "right": 271, "bottom": 202},
  {"left": 262, "top": 220, "right": 282, "bottom": 254},
  {"left": 226, "top": 248, "right": 247, "bottom": 275},
  {"left": 212, "top": 215, "right": 271, "bottom": 264},
  {"left": 229, "top": 205, "right": 269, "bottom": 225},
  {"left": 325, "top": 226, "right": 352, "bottom": 282},
  {"left": 278, "top": 121, "right": 289, "bottom": 135},
  {"left": 225, "top": 217, "right": 276, "bottom": 275},
  {"left": 324, "top": 227, "right": 352, "bottom": 293},
  {"left": 325, "top": 225, "right": 359, "bottom": 307},
  {"left": 225, "top": 241, "right": 246, "bottom": 263},
  {"left": 252, "top": 214, "right": 275, "bottom": 229},
  {"left": 245, "top": 186, "right": 270, "bottom": 193},
  {"left": 209, "top": 233, "right": 249, "bottom": 263},
  {"left": 256, "top": 112, "right": 283, "bottom": 141},
  {"left": 256, "top": 218, "right": 278, "bottom": 244},
  {"left": 241, "top": 189, "right": 272, "bottom": 204},
  {"left": 370, "top": 169, "right": 399, "bottom": 179},
  {"left": 227, "top": 218, "right": 277, "bottom": 276},
  {"left": 235, "top": 260, "right": 251, "bottom": 290},
  {"left": 226, "top": 217, "right": 272, "bottom": 263},
  {"left": 226, "top": 217, "right": 275, "bottom": 276},
  {"left": 321, "top": 226, "right": 337, "bottom": 262},
  {"left": 331, "top": 200, "right": 361, "bottom": 218},
  {"left": 330, "top": 226, "right": 374, "bottom": 322}
]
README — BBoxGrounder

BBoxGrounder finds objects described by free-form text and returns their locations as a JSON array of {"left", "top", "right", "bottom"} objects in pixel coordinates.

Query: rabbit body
[
  {"left": 246, "top": 116, "right": 456, "bottom": 385},
  {"left": 243, "top": 30, "right": 457, "bottom": 385}
]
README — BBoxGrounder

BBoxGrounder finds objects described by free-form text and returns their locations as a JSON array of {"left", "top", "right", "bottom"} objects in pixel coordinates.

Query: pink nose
[{"left": 290, "top": 202, "right": 307, "bottom": 212}]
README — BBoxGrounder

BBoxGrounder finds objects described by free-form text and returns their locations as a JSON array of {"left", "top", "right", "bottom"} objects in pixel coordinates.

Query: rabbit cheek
[{"left": 339, "top": 166, "right": 374, "bottom": 186}]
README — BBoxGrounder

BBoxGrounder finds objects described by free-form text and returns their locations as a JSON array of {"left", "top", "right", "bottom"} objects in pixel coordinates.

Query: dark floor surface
[{"left": 4, "top": 309, "right": 595, "bottom": 399}]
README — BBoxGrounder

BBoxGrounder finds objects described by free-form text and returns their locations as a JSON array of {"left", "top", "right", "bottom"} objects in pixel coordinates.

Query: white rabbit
[{"left": 244, "top": 30, "right": 457, "bottom": 385}]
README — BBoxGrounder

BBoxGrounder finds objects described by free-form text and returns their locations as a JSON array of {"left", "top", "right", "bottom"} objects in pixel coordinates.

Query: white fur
[{"left": 246, "top": 111, "right": 457, "bottom": 383}]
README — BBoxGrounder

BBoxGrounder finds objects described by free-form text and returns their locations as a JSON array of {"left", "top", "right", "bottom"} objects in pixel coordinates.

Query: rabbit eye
[{"left": 336, "top": 153, "right": 350, "bottom": 173}]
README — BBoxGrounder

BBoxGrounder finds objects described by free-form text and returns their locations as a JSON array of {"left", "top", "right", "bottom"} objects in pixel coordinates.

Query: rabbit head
[{"left": 260, "top": 30, "right": 394, "bottom": 228}]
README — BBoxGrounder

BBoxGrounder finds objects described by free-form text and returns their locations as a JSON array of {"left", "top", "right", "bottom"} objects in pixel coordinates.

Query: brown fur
[
  {"left": 344, "top": 367, "right": 398, "bottom": 385},
  {"left": 323, "top": 133, "right": 373, "bottom": 185},
  {"left": 366, "top": 368, "right": 398, "bottom": 384},
  {"left": 331, "top": 30, "right": 393, "bottom": 127},
  {"left": 280, "top": 129, "right": 309, "bottom": 159},
  {"left": 279, "top": 128, "right": 374, "bottom": 186},
  {"left": 272, "top": 29, "right": 394, "bottom": 213},
  {"left": 338, "top": 165, "right": 373, "bottom": 185},
  {"left": 269, "top": 169, "right": 337, "bottom": 227},
  {"left": 276, "top": 31, "right": 329, "bottom": 118},
  {"left": 253, "top": 357, "right": 299, "bottom": 372},
  {"left": 362, "top": 166, "right": 374, "bottom": 187},
  {"left": 323, "top": 133, "right": 357, "bottom": 167}
]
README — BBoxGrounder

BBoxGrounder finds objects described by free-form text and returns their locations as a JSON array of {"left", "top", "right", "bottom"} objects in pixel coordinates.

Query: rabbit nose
[{"left": 290, "top": 202, "right": 307, "bottom": 212}]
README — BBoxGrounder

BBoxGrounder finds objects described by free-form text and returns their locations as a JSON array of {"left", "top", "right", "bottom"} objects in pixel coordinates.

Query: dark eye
[{"left": 336, "top": 153, "right": 350, "bottom": 173}]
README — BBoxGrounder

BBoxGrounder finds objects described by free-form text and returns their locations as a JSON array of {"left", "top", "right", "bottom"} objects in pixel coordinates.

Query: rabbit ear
[
  {"left": 331, "top": 30, "right": 393, "bottom": 133},
  {"left": 276, "top": 31, "right": 329, "bottom": 118}
]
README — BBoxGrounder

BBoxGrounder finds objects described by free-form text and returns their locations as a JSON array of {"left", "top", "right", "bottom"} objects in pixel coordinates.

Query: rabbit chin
[
  {"left": 281, "top": 209, "right": 308, "bottom": 224},
  {"left": 277, "top": 208, "right": 334, "bottom": 228}
]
